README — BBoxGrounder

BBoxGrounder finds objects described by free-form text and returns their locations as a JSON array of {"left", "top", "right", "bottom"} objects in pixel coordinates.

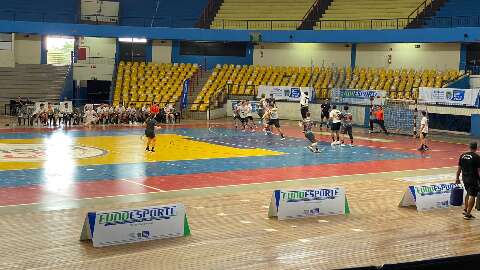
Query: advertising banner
[
  {"left": 419, "top": 87, "right": 480, "bottom": 106},
  {"left": 268, "top": 187, "right": 350, "bottom": 220},
  {"left": 399, "top": 182, "right": 463, "bottom": 211},
  {"left": 80, "top": 203, "right": 191, "bottom": 247},
  {"left": 331, "top": 89, "right": 386, "bottom": 105},
  {"left": 257, "top": 86, "right": 314, "bottom": 102}
]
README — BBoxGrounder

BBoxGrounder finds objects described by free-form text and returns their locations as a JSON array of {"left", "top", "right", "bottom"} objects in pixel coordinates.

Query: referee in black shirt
[{"left": 456, "top": 142, "right": 480, "bottom": 220}]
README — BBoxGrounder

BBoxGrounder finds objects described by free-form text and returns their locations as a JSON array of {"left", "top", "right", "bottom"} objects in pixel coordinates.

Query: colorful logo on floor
[{"left": 0, "top": 144, "right": 106, "bottom": 162}]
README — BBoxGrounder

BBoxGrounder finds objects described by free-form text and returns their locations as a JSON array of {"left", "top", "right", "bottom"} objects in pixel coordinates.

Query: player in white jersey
[
  {"left": 245, "top": 100, "right": 257, "bottom": 131},
  {"left": 265, "top": 104, "right": 285, "bottom": 140},
  {"left": 232, "top": 102, "right": 241, "bottom": 129},
  {"left": 418, "top": 110, "right": 430, "bottom": 151},
  {"left": 329, "top": 105, "right": 342, "bottom": 145},
  {"left": 238, "top": 100, "right": 249, "bottom": 131}
]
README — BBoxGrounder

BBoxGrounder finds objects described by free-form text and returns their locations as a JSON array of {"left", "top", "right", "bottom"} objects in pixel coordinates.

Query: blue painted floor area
[{"left": 0, "top": 127, "right": 418, "bottom": 188}]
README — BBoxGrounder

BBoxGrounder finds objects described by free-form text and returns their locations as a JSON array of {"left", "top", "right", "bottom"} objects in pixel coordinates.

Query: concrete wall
[
  {"left": 14, "top": 34, "right": 41, "bottom": 64},
  {"left": 152, "top": 40, "right": 172, "bottom": 63},
  {"left": 0, "top": 33, "right": 14, "bottom": 67},
  {"left": 253, "top": 43, "right": 351, "bottom": 67},
  {"left": 75, "top": 37, "right": 116, "bottom": 81},
  {"left": 356, "top": 43, "right": 460, "bottom": 70}
]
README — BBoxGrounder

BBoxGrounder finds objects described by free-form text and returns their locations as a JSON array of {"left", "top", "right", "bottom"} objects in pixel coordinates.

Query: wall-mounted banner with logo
[
  {"left": 80, "top": 203, "right": 191, "bottom": 247},
  {"left": 257, "top": 86, "right": 314, "bottom": 102},
  {"left": 268, "top": 187, "right": 350, "bottom": 220},
  {"left": 398, "top": 182, "right": 463, "bottom": 211},
  {"left": 331, "top": 89, "right": 386, "bottom": 105},
  {"left": 419, "top": 87, "right": 480, "bottom": 106}
]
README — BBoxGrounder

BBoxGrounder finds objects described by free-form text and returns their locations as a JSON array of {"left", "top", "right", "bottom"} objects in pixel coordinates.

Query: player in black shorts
[
  {"left": 320, "top": 100, "right": 331, "bottom": 129},
  {"left": 144, "top": 113, "right": 161, "bottom": 152},
  {"left": 456, "top": 142, "right": 480, "bottom": 220},
  {"left": 265, "top": 105, "right": 285, "bottom": 140}
]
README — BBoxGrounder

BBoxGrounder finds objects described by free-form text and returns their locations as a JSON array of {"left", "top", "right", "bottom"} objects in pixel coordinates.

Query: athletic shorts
[
  {"left": 305, "top": 131, "right": 316, "bottom": 143},
  {"left": 301, "top": 106, "right": 309, "bottom": 119},
  {"left": 247, "top": 116, "right": 254, "bottom": 121},
  {"left": 342, "top": 125, "right": 353, "bottom": 135},
  {"left": 240, "top": 117, "right": 248, "bottom": 123},
  {"left": 145, "top": 130, "right": 155, "bottom": 139},
  {"left": 321, "top": 111, "right": 329, "bottom": 118},
  {"left": 257, "top": 110, "right": 264, "bottom": 118},
  {"left": 233, "top": 114, "right": 240, "bottom": 120},
  {"left": 422, "top": 132, "right": 428, "bottom": 138},
  {"left": 331, "top": 122, "right": 341, "bottom": 131},
  {"left": 464, "top": 181, "right": 479, "bottom": 197},
  {"left": 268, "top": 119, "right": 280, "bottom": 128}
]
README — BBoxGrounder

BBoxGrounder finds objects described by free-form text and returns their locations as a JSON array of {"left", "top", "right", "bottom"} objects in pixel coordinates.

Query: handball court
[{"left": 0, "top": 120, "right": 479, "bottom": 269}]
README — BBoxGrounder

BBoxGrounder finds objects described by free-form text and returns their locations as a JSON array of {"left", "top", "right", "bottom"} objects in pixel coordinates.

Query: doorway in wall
[
  {"left": 46, "top": 36, "right": 74, "bottom": 65},
  {"left": 86, "top": 80, "right": 111, "bottom": 104},
  {"left": 466, "top": 43, "right": 480, "bottom": 74},
  {"left": 118, "top": 38, "right": 147, "bottom": 62}
]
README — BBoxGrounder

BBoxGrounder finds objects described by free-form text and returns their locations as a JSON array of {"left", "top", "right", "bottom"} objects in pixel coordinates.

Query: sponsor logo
[
  {"left": 415, "top": 183, "right": 460, "bottom": 196},
  {"left": 290, "top": 88, "right": 301, "bottom": 98},
  {"left": 281, "top": 189, "right": 340, "bottom": 202},
  {"left": 98, "top": 206, "right": 177, "bottom": 227},
  {"left": 0, "top": 144, "right": 106, "bottom": 162}
]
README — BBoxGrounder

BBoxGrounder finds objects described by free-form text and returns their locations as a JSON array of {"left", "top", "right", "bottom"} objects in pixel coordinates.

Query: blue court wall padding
[
  {"left": 472, "top": 114, "right": 480, "bottom": 137},
  {"left": 429, "top": 113, "right": 471, "bottom": 133}
]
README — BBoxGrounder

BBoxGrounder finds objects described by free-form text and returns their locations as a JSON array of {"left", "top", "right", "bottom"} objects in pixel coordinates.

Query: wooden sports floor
[{"left": 0, "top": 120, "right": 479, "bottom": 269}]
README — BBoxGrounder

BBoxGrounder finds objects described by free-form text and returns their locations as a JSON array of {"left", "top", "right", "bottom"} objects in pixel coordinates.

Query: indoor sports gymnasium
[{"left": 1, "top": 0, "right": 480, "bottom": 269}]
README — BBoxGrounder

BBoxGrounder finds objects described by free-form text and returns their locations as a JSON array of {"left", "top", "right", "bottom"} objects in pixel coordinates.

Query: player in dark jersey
[
  {"left": 320, "top": 100, "right": 331, "bottom": 129},
  {"left": 301, "top": 112, "right": 320, "bottom": 153},
  {"left": 341, "top": 105, "right": 354, "bottom": 146},
  {"left": 144, "top": 113, "right": 161, "bottom": 152},
  {"left": 456, "top": 142, "right": 480, "bottom": 220}
]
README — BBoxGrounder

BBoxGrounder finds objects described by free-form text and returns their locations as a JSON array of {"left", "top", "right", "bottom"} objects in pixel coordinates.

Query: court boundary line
[
  {"left": 0, "top": 165, "right": 456, "bottom": 209},
  {"left": 119, "top": 178, "right": 166, "bottom": 192}
]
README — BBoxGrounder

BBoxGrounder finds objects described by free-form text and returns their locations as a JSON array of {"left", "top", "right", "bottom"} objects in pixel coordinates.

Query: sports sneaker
[
  {"left": 335, "top": 141, "right": 342, "bottom": 145},
  {"left": 280, "top": 137, "right": 286, "bottom": 141},
  {"left": 463, "top": 209, "right": 468, "bottom": 216},
  {"left": 341, "top": 143, "right": 346, "bottom": 147},
  {"left": 307, "top": 146, "right": 315, "bottom": 152},
  {"left": 464, "top": 214, "right": 475, "bottom": 220}
]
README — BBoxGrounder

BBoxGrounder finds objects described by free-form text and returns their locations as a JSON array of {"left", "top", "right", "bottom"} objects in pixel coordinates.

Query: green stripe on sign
[
  {"left": 184, "top": 214, "right": 191, "bottom": 236},
  {"left": 345, "top": 197, "right": 350, "bottom": 215}
]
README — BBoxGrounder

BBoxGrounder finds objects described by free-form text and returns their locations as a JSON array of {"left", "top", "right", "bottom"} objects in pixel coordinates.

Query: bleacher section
[
  {"left": 427, "top": 0, "right": 480, "bottom": 28},
  {"left": 315, "top": 0, "right": 425, "bottom": 30},
  {"left": 113, "top": 62, "right": 199, "bottom": 108},
  {"left": 0, "top": 64, "right": 69, "bottom": 109},
  {"left": 190, "top": 64, "right": 461, "bottom": 111},
  {"left": 211, "top": 0, "right": 316, "bottom": 30}
]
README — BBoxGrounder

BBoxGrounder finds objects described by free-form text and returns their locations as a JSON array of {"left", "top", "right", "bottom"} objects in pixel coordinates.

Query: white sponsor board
[
  {"left": 257, "top": 86, "right": 314, "bottom": 102},
  {"left": 80, "top": 204, "right": 191, "bottom": 247},
  {"left": 419, "top": 87, "right": 480, "bottom": 106},
  {"left": 331, "top": 89, "right": 386, "bottom": 105},
  {"left": 399, "top": 182, "right": 463, "bottom": 211},
  {"left": 268, "top": 188, "right": 349, "bottom": 220}
]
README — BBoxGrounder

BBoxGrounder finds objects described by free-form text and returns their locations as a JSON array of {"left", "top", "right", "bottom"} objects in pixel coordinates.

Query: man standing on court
[
  {"left": 456, "top": 142, "right": 480, "bottom": 220},
  {"left": 300, "top": 91, "right": 309, "bottom": 120}
]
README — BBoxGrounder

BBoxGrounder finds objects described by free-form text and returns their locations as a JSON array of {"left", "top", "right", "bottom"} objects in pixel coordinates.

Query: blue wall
[
  {"left": 427, "top": 0, "right": 480, "bottom": 28},
  {"left": 119, "top": 0, "right": 208, "bottom": 28},
  {"left": 3, "top": 20, "right": 480, "bottom": 43},
  {"left": 0, "top": 0, "right": 78, "bottom": 23},
  {"left": 171, "top": 41, "right": 253, "bottom": 70}
]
